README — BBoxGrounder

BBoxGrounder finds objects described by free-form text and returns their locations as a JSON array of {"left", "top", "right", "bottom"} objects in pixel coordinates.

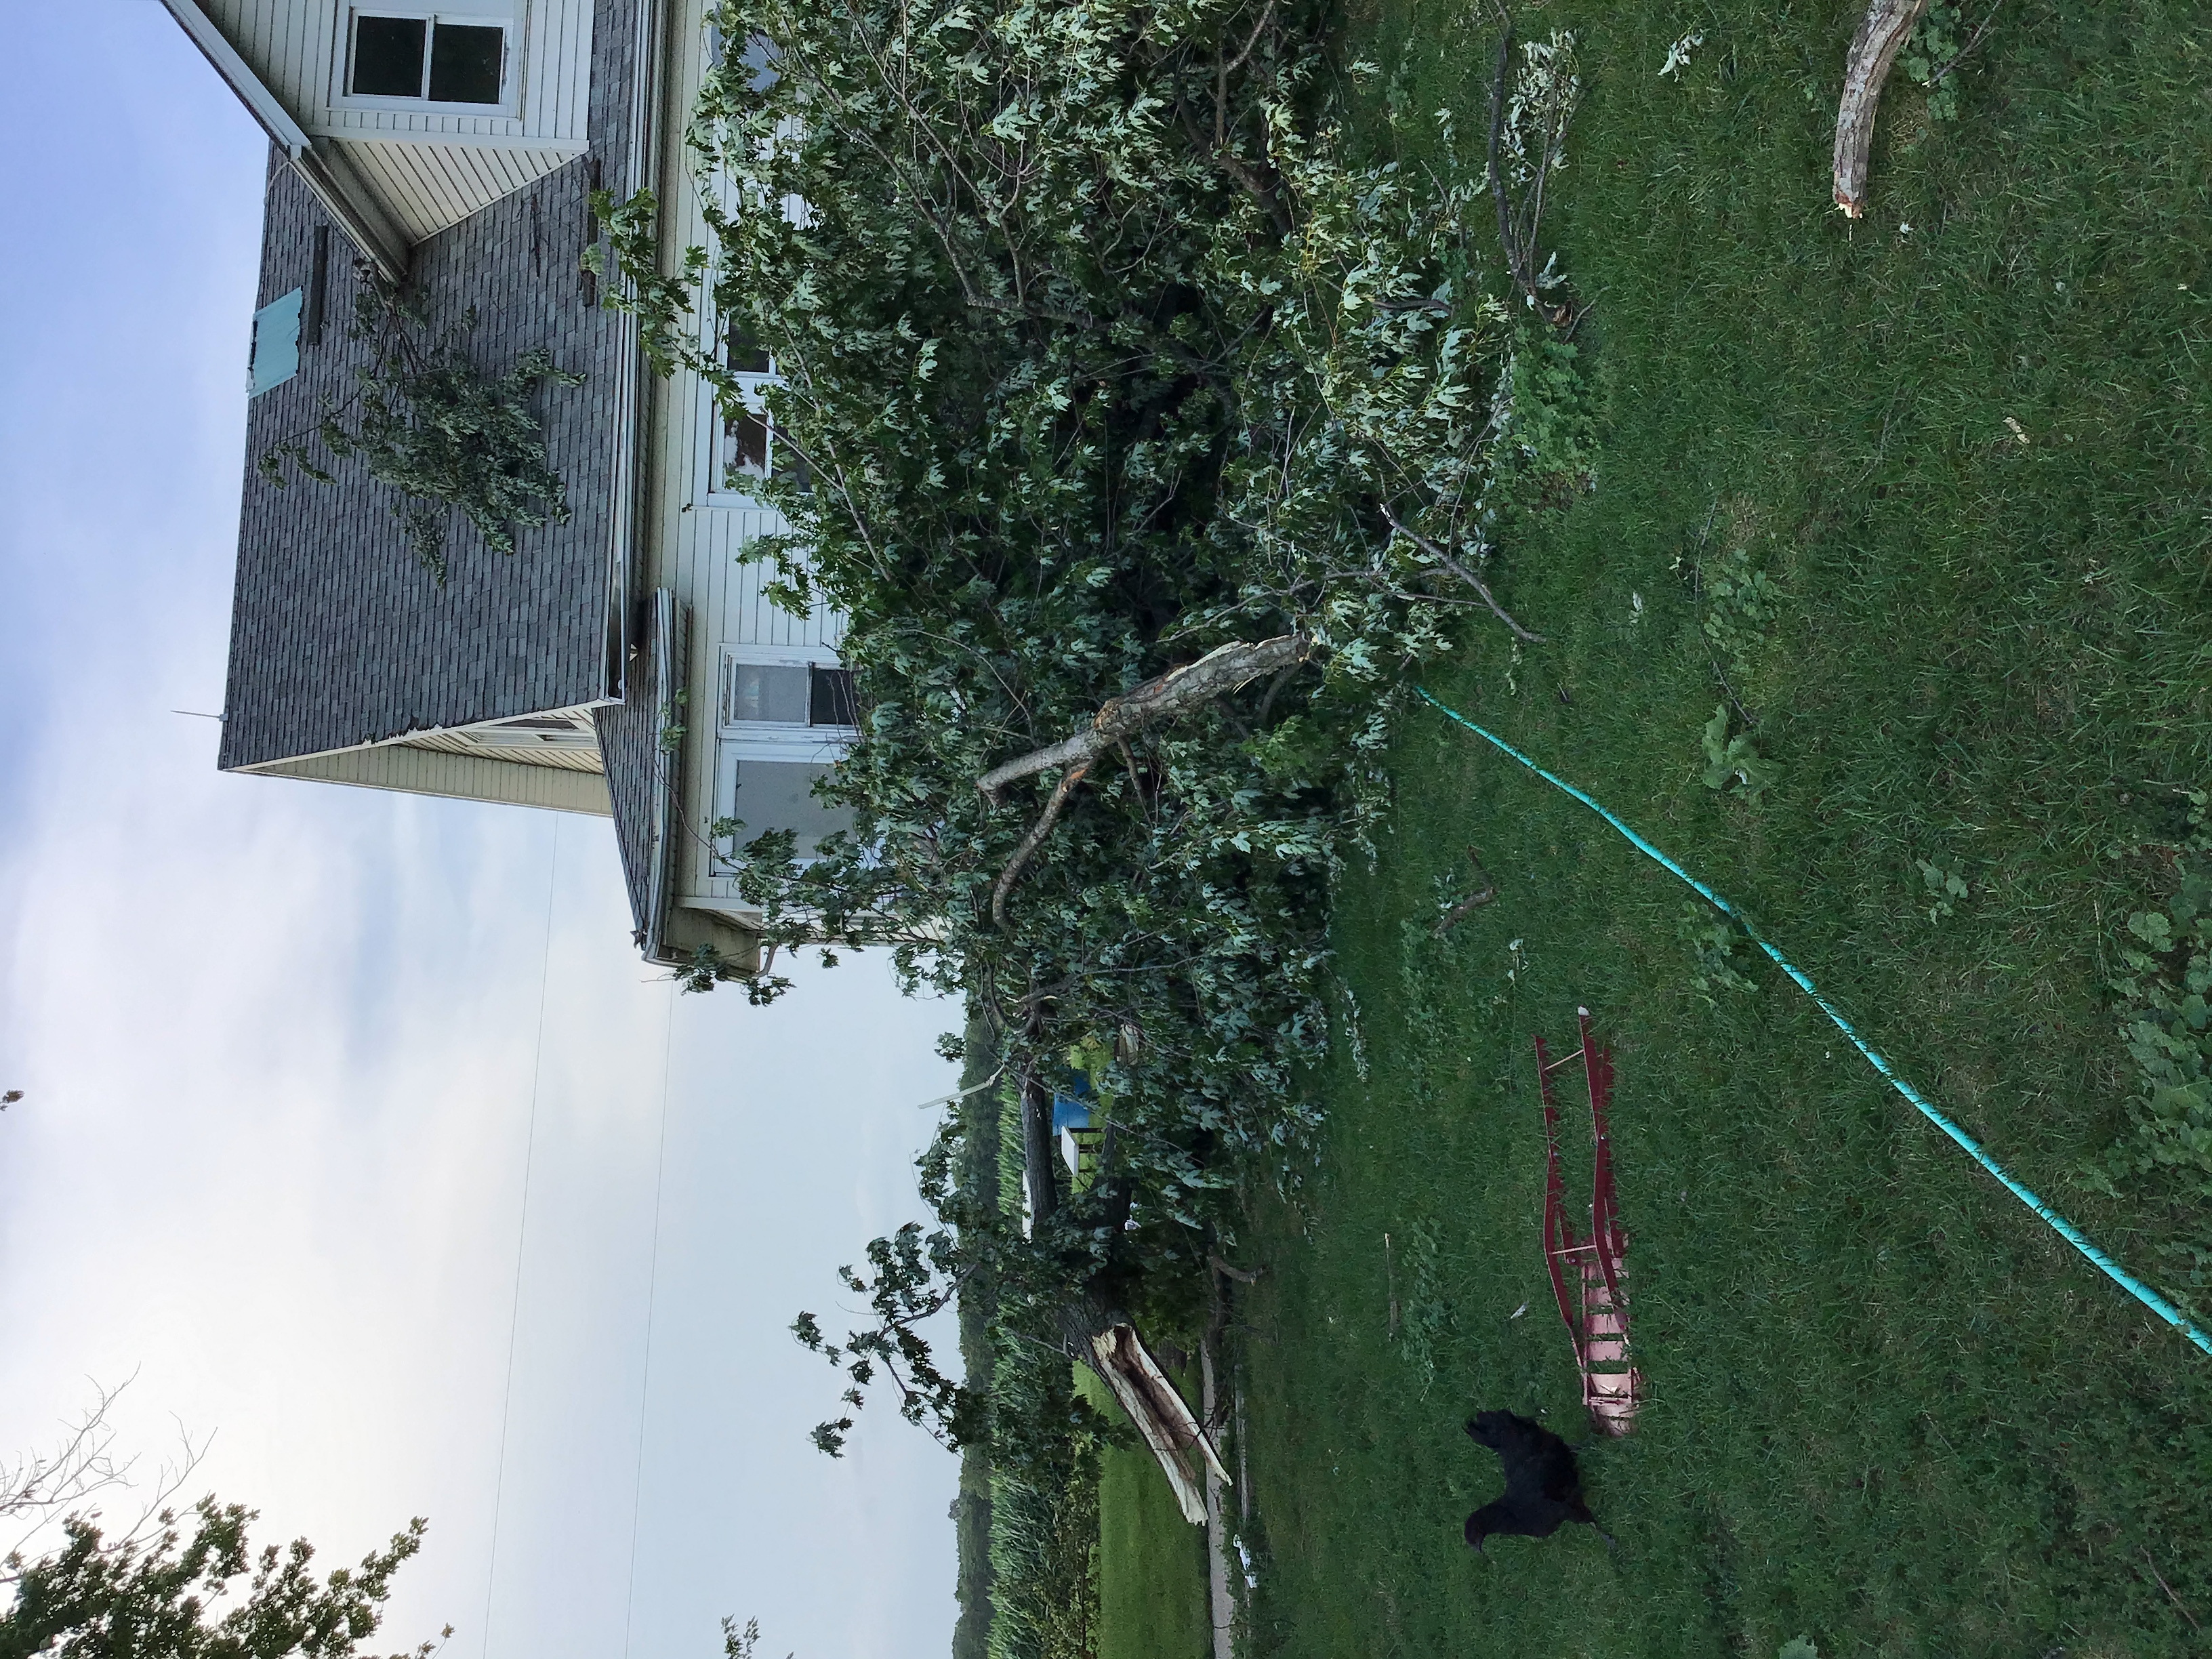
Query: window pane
[
  {"left": 352, "top": 16, "right": 427, "bottom": 97},
  {"left": 725, "top": 319, "right": 771, "bottom": 374},
  {"left": 721, "top": 407, "right": 770, "bottom": 486},
  {"left": 428, "top": 23, "right": 504, "bottom": 104},
  {"left": 809, "top": 667, "right": 858, "bottom": 727},
  {"left": 725, "top": 663, "right": 810, "bottom": 724}
]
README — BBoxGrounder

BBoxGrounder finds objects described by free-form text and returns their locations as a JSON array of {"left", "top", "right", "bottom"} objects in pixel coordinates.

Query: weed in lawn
[
  {"left": 1392, "top": 1217, "right": 1452, "bottom": 1392},
  {"left": 1698, "top": 537, "right": 1782, "bottom": 680},
  {"left": 1679, "top": 903, "right": 1759, "bottom": 1003},
  {"left": 1916, "top": 854, "right": 1971, "bottom": 923},
  {"left": 2097, "top": 790, "right": 2212, "bottom": 1211},
  {"left": 1900, "top": 3, "right": 1970, "bottom": 123},
  {"left": 1700, "top": 703, "right": 1777, "bottom": 797}
]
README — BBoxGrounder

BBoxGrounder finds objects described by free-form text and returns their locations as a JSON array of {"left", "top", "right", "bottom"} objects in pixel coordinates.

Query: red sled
[{"left": 1534, "top": 1008, "right": 1644, "bottom": 1436}]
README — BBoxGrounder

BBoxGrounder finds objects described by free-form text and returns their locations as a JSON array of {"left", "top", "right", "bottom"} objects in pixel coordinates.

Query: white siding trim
[
  {"left": 158, "top": 0, "right": 410, "bottom": 276},
  {"left": 337, "top": 138, "right": 579, "bottom": 240},
  {"left": 249, "top": 746, "right": 615, "bottom": 814}
]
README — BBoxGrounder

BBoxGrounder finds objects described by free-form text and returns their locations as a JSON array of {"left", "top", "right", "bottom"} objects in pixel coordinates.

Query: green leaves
[
  {"left": 1679, "top": 902, "right": 1758, "bottom": 1004},
  {"left": 1700, "top": 704, "right": 1776, "bottom": 798},
  {"left": 2100, "top": 791, "right": 2212, "bottom": 1207},
  {"left": 0, "top": 1500, "right": 439, "bottom": 1659},
  {"left": 256, "top": 281, "right": 581, "bottom": 585},
  {"left": 580, "top": 0, "right": 1582, "bottom": 1462},
  {"left": 1916, "top": 855, "right": 1970, "bottom": 924}
]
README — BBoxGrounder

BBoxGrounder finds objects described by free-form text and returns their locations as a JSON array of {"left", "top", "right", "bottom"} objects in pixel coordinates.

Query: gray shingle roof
[
  {"left": 217, "top": 0, "right": 670, "bottom": 940},
  {"left": 218, "top": 0, "right": 647, "bottom": 775}
]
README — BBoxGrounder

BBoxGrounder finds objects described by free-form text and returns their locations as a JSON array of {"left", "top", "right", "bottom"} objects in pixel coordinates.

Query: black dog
[{"left": 1462, "top": 1410, "right": 1613, "bottom": 1552}]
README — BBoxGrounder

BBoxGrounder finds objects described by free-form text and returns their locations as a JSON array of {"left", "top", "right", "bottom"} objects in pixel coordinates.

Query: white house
[{"left": 163, "top": 0, "right": 853, "bottom": 979}]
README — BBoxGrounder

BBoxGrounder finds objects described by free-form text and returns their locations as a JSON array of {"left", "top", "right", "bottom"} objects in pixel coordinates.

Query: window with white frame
[
  {"left": 344, "top": 9, "right": 511, "bottom": 107},
  {"left": 710, "top": 317, "right": 811, "bottom": 502},
  {"left": 717, "top": 653, "right": 855, "bottom": 735}
]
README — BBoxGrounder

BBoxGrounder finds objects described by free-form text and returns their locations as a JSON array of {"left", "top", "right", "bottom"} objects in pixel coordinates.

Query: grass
[
  {"left": 1082, "top": 1369, "right": 1214, "bottom": 1659},
  {"left": 1218, "top": 1, "right": 2212, "bottom": 1654}
]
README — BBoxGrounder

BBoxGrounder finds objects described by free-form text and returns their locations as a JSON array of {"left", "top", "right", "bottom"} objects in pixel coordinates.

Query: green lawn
[
  {"left": 1082, "top": 1370, "right": 1214, "bottom": 1659},
  {"left": 1230, "top": 0, "right": 2212, "bottom": 1654}
]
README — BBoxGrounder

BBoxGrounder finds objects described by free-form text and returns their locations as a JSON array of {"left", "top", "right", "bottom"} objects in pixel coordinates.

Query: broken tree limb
[
  {"left": 1486, "top": 22, "right": 1538, "bottom": 304},
  {"left": 1207, "top": 1254, "right": 1262, "bottom": 1285},
  {"left": 1832, "top": 0, "right": 1930, "bottom": 218},
  {"left": 1088, "top": 1323, "right": 1231, "bottom": 1526},
  {"left": 978, "top": 635, "right": 1313, "bottom": 801},
  {"left": 988, "top": 761, "right": 1091, "bottom": 929},
  {"left": 1377, "top": 502, "right": 1546, "bottom": 642}
]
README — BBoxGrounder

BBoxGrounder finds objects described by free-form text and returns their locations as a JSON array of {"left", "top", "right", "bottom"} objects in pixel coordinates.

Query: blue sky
[{"left": 0, "top": 8, "right": 960, "bottom": 1656}]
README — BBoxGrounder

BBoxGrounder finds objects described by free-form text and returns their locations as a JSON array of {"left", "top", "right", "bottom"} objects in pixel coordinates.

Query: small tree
[{"left": 0, "top": 1498, "right": 443, "bottom": 1659}]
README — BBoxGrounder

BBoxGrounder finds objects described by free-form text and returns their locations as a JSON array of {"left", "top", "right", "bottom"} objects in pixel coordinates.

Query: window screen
[
  {"left": 723, "top": 663, "right": 811, "bottom": 725},
  {"left": 350, "top": 16, "right": 505, "bottom": 104},
  {"left": 351, "top": 16, "right": 426, "bottom": 96},
  {"left": 428, "top": 24, "right": 504, "bottom": 103},
  {"left": 809, "top": 667, "right": 858, "bottom": 727}
]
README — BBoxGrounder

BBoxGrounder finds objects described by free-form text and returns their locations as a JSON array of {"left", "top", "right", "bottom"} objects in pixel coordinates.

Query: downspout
[{"left": 643, "top": 587, "right": 681, "bottom": 962}]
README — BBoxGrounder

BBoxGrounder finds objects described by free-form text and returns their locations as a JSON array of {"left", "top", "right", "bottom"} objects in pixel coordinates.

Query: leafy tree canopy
[
  {"left": 0, "top": 1498, "right": 441, "bottom": 1659},
  {"left": 595, "top": 0, "right": 1588, "bottom": 1458}
]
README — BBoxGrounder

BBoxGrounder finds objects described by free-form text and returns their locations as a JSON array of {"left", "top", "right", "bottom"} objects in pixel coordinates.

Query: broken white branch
[{"left": 978, "top": 636, "right": 1313, "bottom": 801}]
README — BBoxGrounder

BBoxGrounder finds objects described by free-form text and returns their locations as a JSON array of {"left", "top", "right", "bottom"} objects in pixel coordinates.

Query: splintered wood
[{"left": 1089, "top": 1323, "right": 1231, "bottom": 1525}]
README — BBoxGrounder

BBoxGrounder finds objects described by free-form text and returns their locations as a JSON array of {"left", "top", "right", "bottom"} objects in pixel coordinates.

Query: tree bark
[
  {"left": 1020, "top": 1071, "right": 1059, "bottom": 1227},
  {"left": 977, "top": 635, "right": 1312, "bottom": 800},
  {"left": 1832, "top": 0, "right": 1930, "bottom": 218}
]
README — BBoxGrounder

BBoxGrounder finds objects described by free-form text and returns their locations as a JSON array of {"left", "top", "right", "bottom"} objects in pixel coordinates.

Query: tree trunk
[
  {"left": 1086, "top": 1324, "right": 1231, "bottom": 1526},
  {"left": 1832, "top": 0, "right": 1929, "bottom": 218},
  {"left": 1021, "top": 1072, "right": 1059, "bottom": 1227}
]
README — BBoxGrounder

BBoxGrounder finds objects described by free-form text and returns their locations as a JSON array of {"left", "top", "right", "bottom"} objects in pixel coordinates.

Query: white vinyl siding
[
  {"left": 647, "top": 0, "right": 853, "bottom": 907},
  {"left": 340, "top": 139, "right": 581, "bottom": 239},
  {"left": 197, "top": 0, "right": 593, "bottom": 243},
  {"left": 251, "top": 743, "right": 614, "bottom": 813}
]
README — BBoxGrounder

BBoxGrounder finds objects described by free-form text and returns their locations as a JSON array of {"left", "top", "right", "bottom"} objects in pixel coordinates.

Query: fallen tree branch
[
  {"left": 989, "top": 762, "right": 1092, "bottom": 929},
  {"left": 1019, "top": 1066, "right": 1060, "bottom": 1227},
  {"left": 1433, "top": 846, "right": 1498, "bottom": 935},
  {"left": 1832, "top": 0, "right": 1931, "bottom": 218},
  {"left": 978, "top": 635, "right": 1313, "bottom": 800},
  {"left": 1377, "top": 502, "right": 1546, "bottom": 642},
  {"left": 1486, "top": 22, "right": 1538, "bottom": 304},
  {"left": 1088, "top": 1323, "right": 1231, "bottom": 1525}
]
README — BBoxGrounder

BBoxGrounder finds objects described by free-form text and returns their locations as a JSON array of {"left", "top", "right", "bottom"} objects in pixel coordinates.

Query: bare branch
[
  {"left": 1832, "top": 0, "right": 1931, "bottom": 218},
  {"left": 1376, "top": 502, "right": 1546, "bottom": 642},
  {"left": 989, "top": 762, "right": 1092, "bottom": 930}
]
